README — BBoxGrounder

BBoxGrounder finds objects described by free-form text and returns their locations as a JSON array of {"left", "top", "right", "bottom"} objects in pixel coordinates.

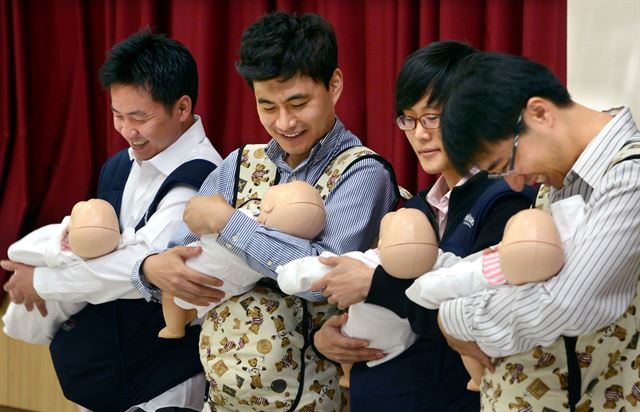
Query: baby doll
[
  {"left": 2, "top": 199, "right": 136, "bottom": 344},
  {"left": 276, "top": 208, "right": 439, "bottom": 386},
  {"left": 405, "top": 195, "right": 586, "bottom": 390},
  {"left": 159, "top": 180, "right": 326, "bottom": 338}
]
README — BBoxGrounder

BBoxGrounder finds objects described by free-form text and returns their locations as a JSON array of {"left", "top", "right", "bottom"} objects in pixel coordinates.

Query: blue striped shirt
[{"left": 133, "top": 117, "right": 398, "bottom": 302}]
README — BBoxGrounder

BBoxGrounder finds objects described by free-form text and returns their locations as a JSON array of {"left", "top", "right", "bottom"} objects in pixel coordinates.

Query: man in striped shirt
[{"left": 439, "top": 52, "right": 640, "bottom": 410}]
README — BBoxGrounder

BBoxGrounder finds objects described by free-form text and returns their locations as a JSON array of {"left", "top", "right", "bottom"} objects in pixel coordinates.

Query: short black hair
[
  {"left": 99, "top": 30, "right": 198, "bottom": 111},
  {"left": 395, "top": 40, "right": 476, "bottom": 116},
  {"left": 236, "top": 12, "right": 337, "bottom": 89},
  {"left": 441, "top": 52, "right": 572, "bottom": 175}
]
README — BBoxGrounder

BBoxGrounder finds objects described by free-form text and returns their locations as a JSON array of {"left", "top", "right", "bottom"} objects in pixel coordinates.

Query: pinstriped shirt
[
  {"left": 440, "top": 107, "right": 640, "bottom": 357},
  {"left": 133, "top": 117, "right": 397, "bottom": 302}
]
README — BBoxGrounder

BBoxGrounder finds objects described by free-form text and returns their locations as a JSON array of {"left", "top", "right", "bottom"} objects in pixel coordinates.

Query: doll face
[
  {"left": 499, "top": 208, "right": 564, "bottom": 284},
  {"left": 257, "top": 181, "right": 326, "bottom": 239},
  {"left": 377, "top": 208, "right": 438, "bottom": 278},
  {"left": 68, "top": 199, "right": 120, "bottom": 258}
]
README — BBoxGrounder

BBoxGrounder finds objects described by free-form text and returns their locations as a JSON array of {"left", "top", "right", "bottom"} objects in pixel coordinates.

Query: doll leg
[
  {"left": 461, "top": 355, "right": 484, "bottom": 391},
  {"left": 158, "top": 292, "right": 197, "bottom": 339},
  {"left": 2, "top": 300, "right": 85, "bottom": 345},
  {"left": 339, "top": 362, "right": 352, "bottom": 388}
]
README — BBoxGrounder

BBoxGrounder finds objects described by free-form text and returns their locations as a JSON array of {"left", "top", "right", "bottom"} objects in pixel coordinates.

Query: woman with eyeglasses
[{"left": 310, "top": 41, "right": 537, "bottom": 411}]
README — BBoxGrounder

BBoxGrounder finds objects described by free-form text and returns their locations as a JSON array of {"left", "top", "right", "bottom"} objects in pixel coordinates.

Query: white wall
[{"left": 568, "top": 0, "right": 640, "bottom": 121}]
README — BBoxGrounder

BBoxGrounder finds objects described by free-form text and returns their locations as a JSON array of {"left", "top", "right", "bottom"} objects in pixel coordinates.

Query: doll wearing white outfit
[
  {"left": 2, "top": 199, "right": 136, "bottom": 344},
  {"left": 277, "top": 208, "right": 439, "bottom": 374},
  {"left": 159, "top": 180, "right": 326, "bottom": 338},
  {"left": 405, "top": 194, "right": 586, "bottom": 390}
]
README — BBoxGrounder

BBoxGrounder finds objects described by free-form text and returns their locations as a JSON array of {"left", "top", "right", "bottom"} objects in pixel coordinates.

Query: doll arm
[
  {"left": 276, "top": 252, "right": 339, "bottom": 295},
  {"left": 405, "top": 253, "right": 505, "bottom": 309}
]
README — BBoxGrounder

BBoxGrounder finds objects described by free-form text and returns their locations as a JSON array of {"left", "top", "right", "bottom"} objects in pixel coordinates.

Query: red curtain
[{"left": 0, "top": 0, "right": 566, "bottom": 296}]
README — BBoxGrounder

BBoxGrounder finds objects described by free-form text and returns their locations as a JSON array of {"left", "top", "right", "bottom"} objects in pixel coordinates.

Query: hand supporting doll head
[
  {"left": 67, "top": 199, "right": 120, "bottom": 258},
  {"left": 499, "top": 208, "right": 564, "bottom": 284},
  {"left": 377, "top": 208, "right": 438, "bottom": 279}
]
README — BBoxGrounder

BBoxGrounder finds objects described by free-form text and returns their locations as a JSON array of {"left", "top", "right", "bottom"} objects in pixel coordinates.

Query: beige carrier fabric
[
  {"left": 481, "top": 141, "right": 640, "bottom": 412},
  {"left": 201, "top": 144, "right": 385, "bottom": 412}
]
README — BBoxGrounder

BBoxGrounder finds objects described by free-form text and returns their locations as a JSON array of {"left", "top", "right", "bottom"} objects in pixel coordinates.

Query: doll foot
[
  {"left": 466, "top": 379, "right": 480, "bottom": 392},
  {"left": 158, "top": 327, "right": 186, "bottom": 339}
]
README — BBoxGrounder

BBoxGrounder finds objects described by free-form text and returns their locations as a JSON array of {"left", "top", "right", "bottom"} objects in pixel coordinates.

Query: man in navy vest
[{"left": 2, "top": 31, "right": 223, "bottom": 412}]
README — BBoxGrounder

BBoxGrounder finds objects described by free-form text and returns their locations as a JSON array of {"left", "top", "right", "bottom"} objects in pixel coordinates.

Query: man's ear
[
  {"left": 261, "top": 202, "right": 275, "bottom": 213},
  {"left": 175, "top": 95, "right": 192, "bottom": 121},
  {"left": 525, "top": 97, "right": 554, "bottom": 128},
  {"left": 329, "top": 68, "right": 344, "bottom": 105}
]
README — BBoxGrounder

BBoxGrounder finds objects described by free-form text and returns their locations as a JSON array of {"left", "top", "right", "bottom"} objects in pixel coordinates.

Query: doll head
[
  {"left": 377, "top": 208, "right": 438, "bottom": 279},
  {"left": 67, "top": 199, "right": 121, "bottom": 258},
  {"left": 499, "top": 208, "right": 564, "bottom": 284},
  {"left": 257, "top": 181, "right": 326, "bottom": 240}
]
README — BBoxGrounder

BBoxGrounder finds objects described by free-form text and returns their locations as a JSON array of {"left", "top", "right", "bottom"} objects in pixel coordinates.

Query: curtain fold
[{"left": 0, "top": 0, "right": 566, "bottom": 297}]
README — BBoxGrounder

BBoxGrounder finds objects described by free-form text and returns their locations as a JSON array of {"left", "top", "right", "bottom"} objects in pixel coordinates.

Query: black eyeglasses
[
  {"left": 487, "top": 112, "right": 523, "bottom": 179},
  {"left": 396, "top": 114, "right": 441, "bottom": 131}
]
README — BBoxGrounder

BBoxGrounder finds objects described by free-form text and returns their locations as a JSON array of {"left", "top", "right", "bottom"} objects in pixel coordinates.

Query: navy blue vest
[
  {"left": 49, "top": 149, "right": 215, "bottom": 412},
  {"left": 405, "top": 179, "right": 537, "bottom": 257}
]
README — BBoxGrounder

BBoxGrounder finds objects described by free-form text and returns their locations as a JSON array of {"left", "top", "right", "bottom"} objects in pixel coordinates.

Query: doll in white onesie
[
  {"left": 277, "top": 207, "right": 440, "bottom": 387},
  {"left": 405, "top": 194, "right": 586, "bottom": 390},
  {"left": 159, "top": 180, "right": 326, "bottom": 338},
  {"left": 2, "top": 199, "right": 137, "bottom": 344}
]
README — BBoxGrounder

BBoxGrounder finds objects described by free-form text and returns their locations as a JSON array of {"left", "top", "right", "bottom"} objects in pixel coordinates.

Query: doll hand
[
  {"left": 1, "top": 260, "right": 47, "bottom": 317},
  {"left": 311, "top": 256, "right": 374, "bottom": 309},
  {"left": 183, "top": 194, "right": 234, "bottom": 236},
  {"left": 437, "top": 313, "right": 494, "bottom": 373},
  {"left": 313, "top": 313, "right": 384, "bottom": 363}
]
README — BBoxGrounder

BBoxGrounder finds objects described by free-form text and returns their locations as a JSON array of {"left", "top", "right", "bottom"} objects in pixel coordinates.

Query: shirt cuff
[
  {"left": 218, "top": 209, "right": 260, "bottom": 254},
  {"left": 132, "top": 251, "right": 163, "bottom": 302},
  {"left": 439, "top": 297, "right": 475, "bottom": 341}
]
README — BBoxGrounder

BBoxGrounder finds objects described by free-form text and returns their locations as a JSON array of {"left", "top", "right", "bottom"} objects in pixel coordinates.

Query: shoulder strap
[
  {"left": 314, "top": 146, "right": 411, "bottom": 202},
  {"left": 536, "top": 138, "right": 640, "bottom": 211},
  {"left": 233, "top": 144, "right": 409, "bottom": 213},
  {"left": 134, "top": 158, "right": 216, "bottom": 230},
  {"left": 96, "top": 149, "right": 133, "bottom": 217},
  {"left": 605, "top": 139, "right": 640, "bottom": 173},
  {"left": 233, "top": 144, "right": 279, "bottom": 213}
]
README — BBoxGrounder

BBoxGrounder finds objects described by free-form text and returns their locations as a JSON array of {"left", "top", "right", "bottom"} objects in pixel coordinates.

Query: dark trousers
[{"left": 349, "top": 338, "right": 480, "bottom": 412}]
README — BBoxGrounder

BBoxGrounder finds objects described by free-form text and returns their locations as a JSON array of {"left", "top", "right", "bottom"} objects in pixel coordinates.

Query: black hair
[
  {"left": 395, "top": 40, "right": 476, "bottom": 116},
  {"left": 441, "top": 52, "right": 572, "bottom": 175},
  {"left": 236, "top": 12, "right": 337, "bottom": 89},
  {"left": 99, "top": 29, "right": 198, "bottom": 111}
]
